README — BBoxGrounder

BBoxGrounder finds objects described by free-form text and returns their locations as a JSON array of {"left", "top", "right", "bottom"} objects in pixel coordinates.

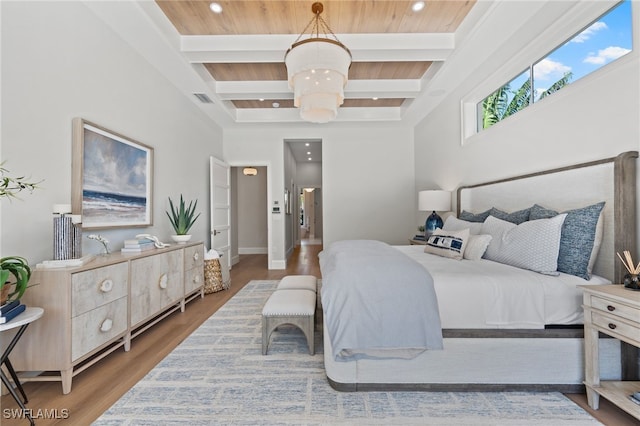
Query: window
[{"left": 478, "top": 0, "right": 632, "bottom": 131}]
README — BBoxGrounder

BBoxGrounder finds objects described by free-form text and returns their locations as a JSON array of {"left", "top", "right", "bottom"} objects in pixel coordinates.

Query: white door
[{"left": 210, "top": 157, "right": 231, "bottom": 270}]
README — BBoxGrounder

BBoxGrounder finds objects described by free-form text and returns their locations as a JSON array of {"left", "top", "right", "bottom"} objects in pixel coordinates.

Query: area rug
[{"left": 94, "top": 280, "right": 600, "bottom": 425}]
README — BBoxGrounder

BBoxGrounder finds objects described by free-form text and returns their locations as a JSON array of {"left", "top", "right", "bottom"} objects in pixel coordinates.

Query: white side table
[{"left": 1, "top": 307, "right": 44, "bottom": 426}]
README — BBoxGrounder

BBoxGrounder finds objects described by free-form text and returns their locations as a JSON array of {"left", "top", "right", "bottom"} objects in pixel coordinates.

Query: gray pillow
[
  {"left": 459, "top": 209, "right": 491, "bottom": 222},
  {"left": 481, "top": 214, "right": 567, "bottom": 275},
  {"left": 488, "top": 207, "right": 531, "bottom": 224},
  {"left": 529, "top": 202, "right": 605, "bottom": 280}
]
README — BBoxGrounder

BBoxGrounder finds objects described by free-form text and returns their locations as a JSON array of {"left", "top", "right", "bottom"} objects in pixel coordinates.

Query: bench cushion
[
  {"left": 262, "top": 289, "right": 315, "bottom": 316},
  {"left": 276, "top": 275, "right": 317, "bottom": 292}
]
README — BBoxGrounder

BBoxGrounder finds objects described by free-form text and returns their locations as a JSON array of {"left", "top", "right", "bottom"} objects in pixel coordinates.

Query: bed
[{"left": 320, "top": 151, "right": 639, "bottom": 392}]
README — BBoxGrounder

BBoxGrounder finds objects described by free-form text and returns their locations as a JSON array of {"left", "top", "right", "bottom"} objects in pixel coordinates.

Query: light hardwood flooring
[{"left": 1, "top": 242, "right": 636, "bottom": 425}]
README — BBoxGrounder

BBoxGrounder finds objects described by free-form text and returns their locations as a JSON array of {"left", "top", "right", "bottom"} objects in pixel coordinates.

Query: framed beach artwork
[{"left": 72, "top": 118, "right": 153, "bottom": 229}]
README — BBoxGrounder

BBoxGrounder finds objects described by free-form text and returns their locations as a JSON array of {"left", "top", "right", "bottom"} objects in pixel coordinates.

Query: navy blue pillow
[
  {"left": 488, "top": 207, "right": 531, "bottom": 224},
  {"left": 459, "top": 209, "right": 491, "bottom": 223},
  {"left": 529, "top": 202, "right": 605, "bottom": 280}
]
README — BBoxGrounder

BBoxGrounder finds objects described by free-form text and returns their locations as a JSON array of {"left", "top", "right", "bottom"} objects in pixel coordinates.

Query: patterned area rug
[{"left": 94, "top": 280, "right": 600, "bottom": 425}]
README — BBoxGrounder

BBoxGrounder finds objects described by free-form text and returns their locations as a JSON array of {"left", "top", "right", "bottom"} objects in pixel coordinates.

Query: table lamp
[{"left": 418, "top": 190, "right": 451, "bottom": 236}]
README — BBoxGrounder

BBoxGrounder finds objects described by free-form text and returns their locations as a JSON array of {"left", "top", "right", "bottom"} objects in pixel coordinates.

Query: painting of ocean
[{"left": 80, "top": 122, "right": 152, "bottom": 228}]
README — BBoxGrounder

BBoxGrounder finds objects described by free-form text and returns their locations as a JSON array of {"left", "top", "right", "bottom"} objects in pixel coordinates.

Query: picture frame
[{"left": 72, "top": 118, "right": 153, "bottom": 229}]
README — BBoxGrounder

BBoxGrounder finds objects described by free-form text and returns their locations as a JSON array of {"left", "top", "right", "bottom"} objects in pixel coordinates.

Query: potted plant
[
  {"left": 0, "top": 162, "right": 41, "bottom": 305},
  {"left": 166, "top": 195, "right": 200, "bottom": 243},
  {"left": 0, "top": 256, "right": 31, "bottom": 305}
]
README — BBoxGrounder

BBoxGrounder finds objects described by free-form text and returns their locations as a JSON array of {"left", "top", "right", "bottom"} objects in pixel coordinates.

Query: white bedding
[{"left": 395, "top": 245, "right": 610, "bottom": 329}]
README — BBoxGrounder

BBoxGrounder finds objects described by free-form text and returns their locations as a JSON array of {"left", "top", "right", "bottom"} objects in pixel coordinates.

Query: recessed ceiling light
[
  {"left": 372, "top": 97, "right": 379, "bottom": 101},
  {"left": 209, "top": 2, "right": 222, "bottom": 13},
  {"left": 259, "top": 98, "right": 265, "bottom": 102},
  {"left": 272, "top": 102, "right": 280, "bottom": 108},
  {"left": 307, "top": 151, "right": 311, "bottom": 155},
  {"left": 305, "top": 143, "right": 310, "bottom": 146},
  {"left": 308, "top": 157, "right": 312, "bottom": 161},
  {"left": 412, "top": 1, "right": 425, "bottom": 12}
]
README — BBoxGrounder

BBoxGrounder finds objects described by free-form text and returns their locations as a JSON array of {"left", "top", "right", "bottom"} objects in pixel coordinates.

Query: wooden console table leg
[
  {"left": 61, "top": 368, "right": 73, "bottom": 395},
  {"left": 584, "top": 324, "right": 600, "bottom": 409}
]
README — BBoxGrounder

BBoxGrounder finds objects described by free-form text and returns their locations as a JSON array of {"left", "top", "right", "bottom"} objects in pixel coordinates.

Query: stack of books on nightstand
[
  {"left": 121, "top": 238, "right": 156, "bottom": 254},
  {"left": 413, "top": 234, "right": 426, "bottom": 241},
  {"left": 0, "top": 299, "right": 26, "bottom": 324}
]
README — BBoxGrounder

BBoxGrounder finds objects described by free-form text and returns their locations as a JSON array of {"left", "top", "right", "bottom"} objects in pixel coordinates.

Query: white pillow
[
  {"left": 481, "top": 214, "right": 567, "bottom": 275},
  {"left": 443, "top": 216, "right": 483, "bottom": 235},
  {"left": 424, "top": 228, "right": 469, "bottom": 260},
  {"left": 464, "top": 234, "right": 492, "bottom": 260}
]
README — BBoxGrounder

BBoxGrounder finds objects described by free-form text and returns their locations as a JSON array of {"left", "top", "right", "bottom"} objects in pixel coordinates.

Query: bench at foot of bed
[{"left": 262, "top": 286, "right": 316, "bottom": 355}]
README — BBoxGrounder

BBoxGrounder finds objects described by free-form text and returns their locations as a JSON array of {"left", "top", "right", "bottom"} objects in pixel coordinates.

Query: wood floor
[{"left": 1, "top": 242, "right": 636, "bottom": 425}]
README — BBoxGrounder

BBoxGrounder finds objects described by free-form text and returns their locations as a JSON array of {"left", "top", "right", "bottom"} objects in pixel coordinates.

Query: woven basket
[{"left": 204, "top": 258, "right": 224, "bottom": 294}]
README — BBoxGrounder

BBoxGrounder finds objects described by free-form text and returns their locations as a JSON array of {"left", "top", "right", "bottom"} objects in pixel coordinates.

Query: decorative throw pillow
[
  {"left": 443, "top": 216, "right": 483, "bottom": 235},
  {"left": 459, "top": 209, "right": 492, "bottom": 223},
  {"left": 481, "top": 214, "right": 567, "bottom": 275},
  {"left": 488, "top": 206, "right": 532, "bottom": 224},
  {"left": 529, "top": 202, "right": 605, "bottom": 280},
  {"left": 464, "top": 234, "right": 493, "bottom": 260},
  {"left": 424, "top": 228, "right": 469, "bottom": 260}
]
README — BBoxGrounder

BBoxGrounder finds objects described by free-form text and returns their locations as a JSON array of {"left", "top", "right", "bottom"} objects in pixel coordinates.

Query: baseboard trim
[{"left": 238, "top": 247, "right": 268, "bottom": 255}]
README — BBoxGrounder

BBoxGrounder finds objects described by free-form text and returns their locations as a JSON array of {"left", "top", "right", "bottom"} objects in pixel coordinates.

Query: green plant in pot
[
  {"left": 0, "top": 163, "right": 40, "bottom": 305},
  {"left": 166, "top": 195, "right": 200, "bottom": 244},
  {"left": 0, "top": 256, "right": 32, "bottom": 305}
]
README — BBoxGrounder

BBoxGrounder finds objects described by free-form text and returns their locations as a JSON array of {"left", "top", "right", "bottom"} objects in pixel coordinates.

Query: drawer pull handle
[
  {"left": 100, "top": 318, "right": 113, "bottom": 332},
  {"left": 608, "top": 323, "right": 617, "bottom": 330},
  {"left": 607, "top": 305, "right": 616, "bottom": 312},
  {"left": 99, "top": 279, "right": 114, "bottom": 293},
  {"left": 193, "top": 252, "right": 199, "bottom": 261},
  {"left": 193, "top": 275, "right": 200, "bottom": 284},
  {"left": 159, "top": 273, "right": 168, "bottom": 289}
]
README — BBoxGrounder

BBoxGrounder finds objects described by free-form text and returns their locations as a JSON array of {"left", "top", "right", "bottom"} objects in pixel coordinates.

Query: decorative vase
[
  {"left": 171, "top": 234, "right": 192, "bottom": 244},
  {"left": 623, "top": 273, "right": 640, "bottom": 290}
]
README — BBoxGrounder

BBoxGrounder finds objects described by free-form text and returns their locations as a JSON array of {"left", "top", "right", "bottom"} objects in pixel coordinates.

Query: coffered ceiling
[{"left": 145, "top": 0, "right": 477, "bottom": 125}]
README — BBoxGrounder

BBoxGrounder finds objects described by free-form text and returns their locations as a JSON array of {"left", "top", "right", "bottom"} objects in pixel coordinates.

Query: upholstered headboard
[{"left": 457, "top": 151, "right": 638, "bottom": 283}]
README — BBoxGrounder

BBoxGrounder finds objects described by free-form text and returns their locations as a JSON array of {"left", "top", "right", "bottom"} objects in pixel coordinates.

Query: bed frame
[{"left": 324, "top": 151, "right": 639, "bottom": 392}]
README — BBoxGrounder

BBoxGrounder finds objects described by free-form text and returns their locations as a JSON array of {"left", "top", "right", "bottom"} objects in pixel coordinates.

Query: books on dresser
[
  {"left": 121, "top": 238, "right": 157, "bottom": 253},
  {"left": 0, "top": 302, "right": 26, "bottom": 324}
]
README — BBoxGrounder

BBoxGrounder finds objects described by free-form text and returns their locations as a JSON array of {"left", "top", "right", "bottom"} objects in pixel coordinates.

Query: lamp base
[{"left": 425, "top": 211, "right": 444, "bottom": 237}]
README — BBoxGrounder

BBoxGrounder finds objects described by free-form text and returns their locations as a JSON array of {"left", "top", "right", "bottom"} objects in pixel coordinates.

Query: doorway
[{"left": 299, "top": 187, "right": 322, "bottom": 245}]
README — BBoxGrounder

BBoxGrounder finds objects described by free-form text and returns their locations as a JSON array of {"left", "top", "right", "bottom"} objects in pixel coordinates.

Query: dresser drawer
[
  {"left": 590, "top": 294, "right": 640, "bottom": 325},
  {"left": 591, "top": 311, "right": 640, "bottom": 343},
  {"left": 185, "top": 265, "right": 204, "bottom": 294},
  {"left": 71, "top": 262, "right": 128, "bottom": 317},
  {"left": 184, "top": 243, "right": 204, "bottom": 270},
  {"left": 71, "top": 296, "right": 127, "bottom": 361}
]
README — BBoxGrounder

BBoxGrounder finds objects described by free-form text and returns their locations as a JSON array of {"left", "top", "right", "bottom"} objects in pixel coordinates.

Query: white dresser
[{"left": 11, "top": 242, "right": 204, "bottom": 394}]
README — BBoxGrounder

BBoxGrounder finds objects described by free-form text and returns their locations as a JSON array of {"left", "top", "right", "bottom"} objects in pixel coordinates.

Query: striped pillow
[{"left": 424, "top": 228, "right": 469, "bottom": 260}]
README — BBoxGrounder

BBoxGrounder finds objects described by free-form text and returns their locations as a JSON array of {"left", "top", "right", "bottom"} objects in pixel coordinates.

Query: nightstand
[
  {"left": 409, "top": 239, "right": 426, "bottom": 245},
  {"left": 581, "top": 284, "right": 640, "bottom": 421}
]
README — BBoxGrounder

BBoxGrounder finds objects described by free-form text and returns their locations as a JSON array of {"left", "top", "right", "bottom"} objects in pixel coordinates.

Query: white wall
[
  {"left": 0, "top": 2, "right": 223, "bottom": 263},
  {"left": 224, "top": 124, "right": 415, "bottom": 267},
  {"left": 415, "top": 1, "right": 640, "bottom": 226},
  {"left": 236, "top": 167, "right": 268, "bottom": 254}
]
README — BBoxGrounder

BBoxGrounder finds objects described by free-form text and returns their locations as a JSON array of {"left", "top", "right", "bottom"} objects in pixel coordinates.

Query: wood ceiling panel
[
  {"left": 206, "top": 61, "right": 431, "bottom": 81},
  {"left": 156, "top": 1, "right": 476, "bottom": 36}
]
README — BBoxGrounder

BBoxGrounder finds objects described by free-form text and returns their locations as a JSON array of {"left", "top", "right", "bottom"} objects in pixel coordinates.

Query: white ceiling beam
[
  {"left": 215, "top": 79, "right": 421, "bottom": 100},
  {"left": 181, "top": 33, "right": 455, "bottom": 63},
  {"left": 235, "top": 106, "right": 402, "bottom": 123}
]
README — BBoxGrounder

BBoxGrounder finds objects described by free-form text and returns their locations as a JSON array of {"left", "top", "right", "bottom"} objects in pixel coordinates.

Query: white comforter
[
  {"left": 396, "top": 245, "right": 610, "bottom": 329},
  {"left": 319, "top": 240, "right": 443, "bottom": 361}
]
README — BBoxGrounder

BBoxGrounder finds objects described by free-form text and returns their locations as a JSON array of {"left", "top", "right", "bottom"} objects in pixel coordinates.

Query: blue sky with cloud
[{"left": 533, "top": 0, "right": 632, "bottom": 89}]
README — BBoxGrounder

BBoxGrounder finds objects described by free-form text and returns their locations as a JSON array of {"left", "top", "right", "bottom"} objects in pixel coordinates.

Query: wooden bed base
[{"left": 323, "top": 151, "right": 639, "bottom": 392}]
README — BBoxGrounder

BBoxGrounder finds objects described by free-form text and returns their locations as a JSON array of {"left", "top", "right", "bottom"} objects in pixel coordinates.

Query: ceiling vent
[{"left": 193, "top": 93, "right": 213, "bottom": 103}]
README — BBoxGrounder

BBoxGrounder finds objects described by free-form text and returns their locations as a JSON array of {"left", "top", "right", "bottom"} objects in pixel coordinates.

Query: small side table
[{"left": 1, "top": 307, "right": 44, "bottom": 426}]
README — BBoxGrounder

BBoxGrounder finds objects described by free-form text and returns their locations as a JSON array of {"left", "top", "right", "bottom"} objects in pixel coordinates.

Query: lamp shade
[
  {"left": 418, "top": 190, "right": 451, "bottom": 212},
  {"left": 285, "top": 39, "right": 351, "bottom": 123}
]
